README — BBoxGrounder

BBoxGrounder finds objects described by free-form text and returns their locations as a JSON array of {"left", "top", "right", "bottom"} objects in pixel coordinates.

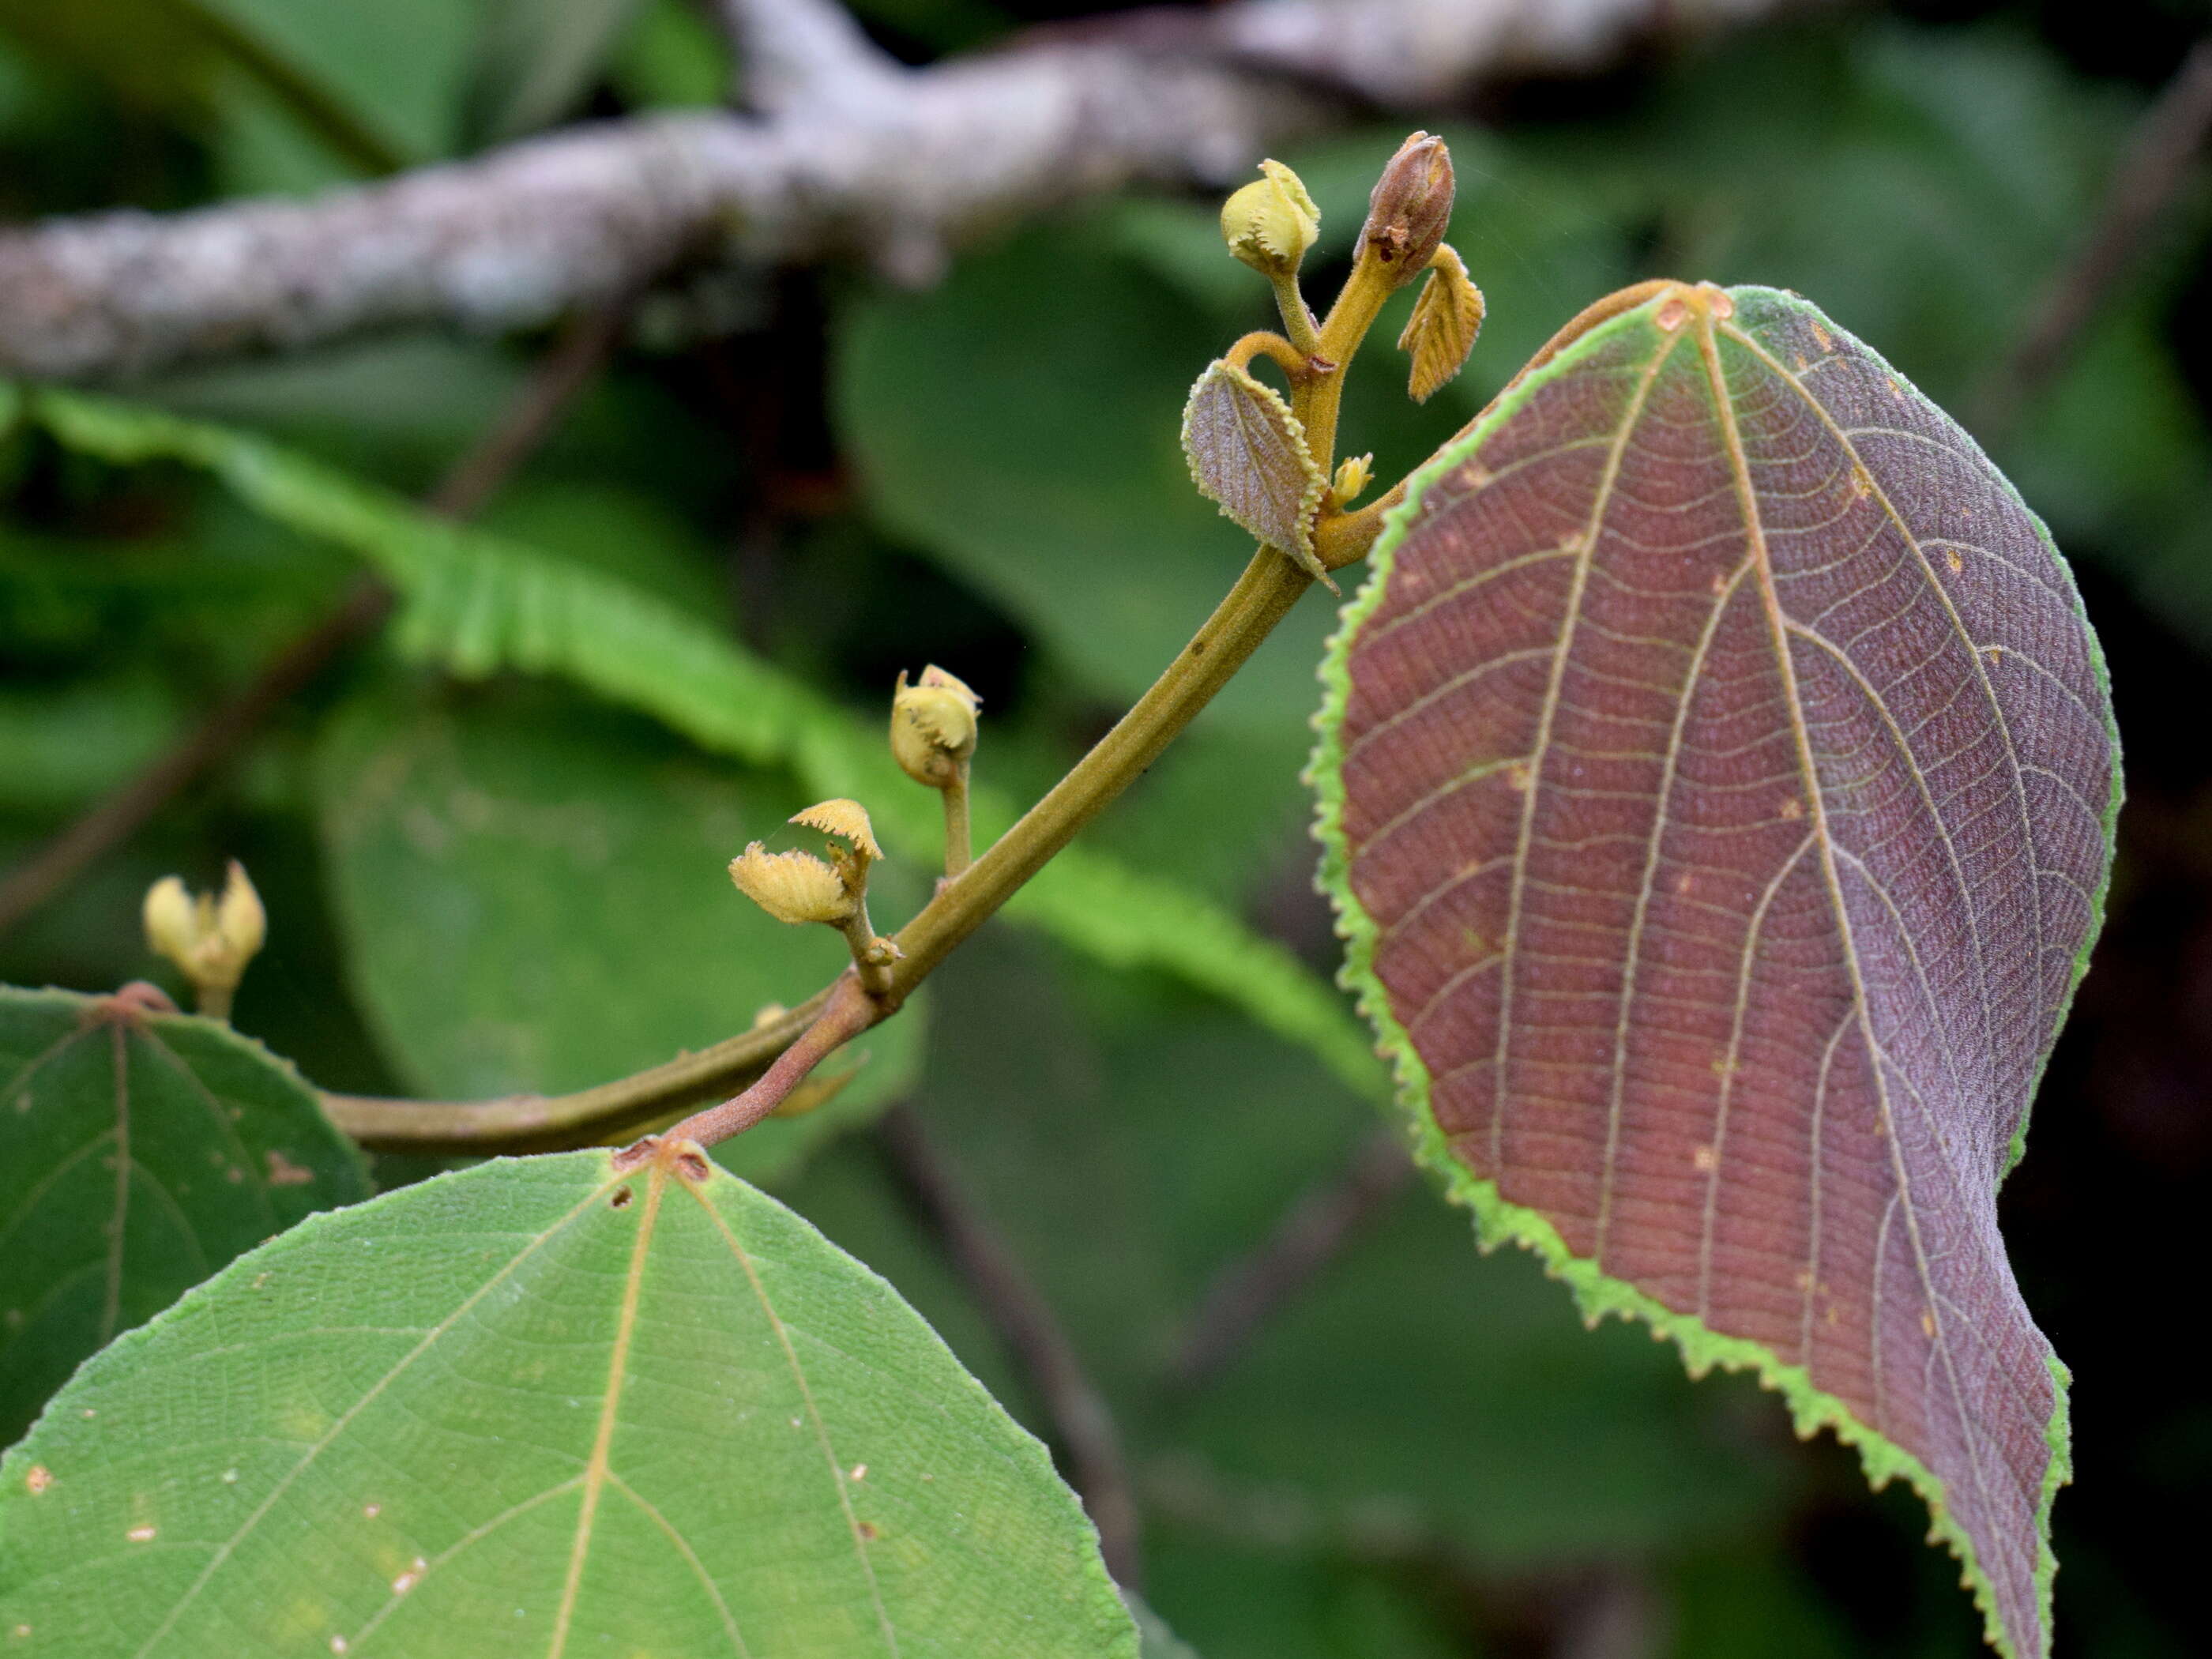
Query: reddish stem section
[{"left": 628, "top": 975, "right": 879, "bottom": 1157}]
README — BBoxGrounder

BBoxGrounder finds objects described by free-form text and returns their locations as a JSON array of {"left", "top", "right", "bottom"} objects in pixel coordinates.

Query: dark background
[{"left": 3, "top": 0, "right": 2206, "bottom": 1652}]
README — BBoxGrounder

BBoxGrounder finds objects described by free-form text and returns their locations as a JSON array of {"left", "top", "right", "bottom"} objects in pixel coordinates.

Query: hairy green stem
[{"left": 942, "top": 763, "right": 973, "bottom": 878}]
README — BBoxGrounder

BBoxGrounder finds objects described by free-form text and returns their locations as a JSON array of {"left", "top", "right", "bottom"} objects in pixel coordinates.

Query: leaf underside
[
  {"left": 0, "top": 1151, "right": 1136, "bottom": 1658},
  {"left": 1180, "top": 359, "right": 1332, "bottom": 585},
  {"left": 1313, "top": 284, "right": 2119, "bottom": 1659},
  {"left": 0, "top": 989, "right": 370, "bottom": 1445}
]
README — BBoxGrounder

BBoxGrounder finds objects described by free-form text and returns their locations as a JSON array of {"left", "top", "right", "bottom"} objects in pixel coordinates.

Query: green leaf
[
  {"left": 315, "top": 679, "right": 924, "bottom": 1185},
  {"left": 0, "top": 1149, "right": 1138, "bottom": 1657},
  {"left": 1311, "top": 283, "right": 2120, "bottom": 1658},
  {"left": 192, "top": 0, "right": 483, "bottom": 164},
  {"left": 0, "top": 987, "right": 370, "bottom": 1446},
  {"left": 14, "top": 382, "right": 1384, "bottom": 1113},
  {"left": 462, "top": 0, "right": 645, "bottom": 145},
  {"left": 1179, "top": 359, "right": 1331, "bottom": 587}
]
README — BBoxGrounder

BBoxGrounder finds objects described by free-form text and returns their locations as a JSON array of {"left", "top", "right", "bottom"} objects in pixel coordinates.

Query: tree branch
[
  {"left": 0, "top": 0, "right": 1794, "bottom": 380},
  {"left": 1168, "top": 1126, "right": 1413, "bottom": 1388},
  {"left": 874, "top": 1101, "right": 1145, "bottom": 1589},
  {"left": 1974, "top": 36, "right": 2212, "bottom": 434}
]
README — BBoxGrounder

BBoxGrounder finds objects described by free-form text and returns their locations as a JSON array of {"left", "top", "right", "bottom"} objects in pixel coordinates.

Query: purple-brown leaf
[{"left": 1314, "top": 282, "right": 2117, "bottom": 1659}]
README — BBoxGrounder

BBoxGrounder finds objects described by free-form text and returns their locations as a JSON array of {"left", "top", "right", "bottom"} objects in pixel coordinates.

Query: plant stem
[
  {"left": 1296, "top": 251, "right": 1400, "bottom": 477},
  {"left": 1270, "top": 269, "right": 1319, "bottom": 356},
  {"left": 942, "top": 762, "right": 973, "bottom": 878},
  {"left": 325, "top": 544, "right": 1318, "bottom": 1149},
  {"left": 882, "top": 545, "right": 1311, "bottom": 999},
  {"left": 626, "top": 974, "right": 878, "bottom": 1154},
  {"left": 838, "top": 906, "right": 898, "bottom": 999},
  {"left": 322, "top": 988, "right": 831, "bottom": 1149}
]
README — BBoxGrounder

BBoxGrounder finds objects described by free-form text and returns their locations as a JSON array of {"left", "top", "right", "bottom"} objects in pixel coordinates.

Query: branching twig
[
  {"left": 1168, "top": 1126, "right": 1413, "bottom": 1389},
  {"left": 0, "top": 295, "right": 637, "bottom": 942},
  {"left": 0, "top": 0, "right": 1795, "bottom": 380},
  {"left": 1975, "top": 36, "right": 2212, "bottom": 434},
  {"left": 874, "top": 1100, "right": 1145, "bottom": 1589}
]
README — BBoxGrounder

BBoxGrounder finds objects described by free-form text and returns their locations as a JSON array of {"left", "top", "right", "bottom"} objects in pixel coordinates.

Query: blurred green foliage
[{"left": 3, "top": 1, "right": 2205, "bottom": 1653}]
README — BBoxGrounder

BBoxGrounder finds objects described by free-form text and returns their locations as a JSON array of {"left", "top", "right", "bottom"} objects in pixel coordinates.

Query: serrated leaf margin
[
  {"left": 1305, "top": 284, "right": 2123, "bottom": 1659},
  {"left": 1180, "top": 359, "right": 1332, "bottom": 585}
]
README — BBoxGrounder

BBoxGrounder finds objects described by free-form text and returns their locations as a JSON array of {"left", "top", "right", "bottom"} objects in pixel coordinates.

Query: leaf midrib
[{"left": 1691, "top": 314, "right": 2007, "bottom": 1609}]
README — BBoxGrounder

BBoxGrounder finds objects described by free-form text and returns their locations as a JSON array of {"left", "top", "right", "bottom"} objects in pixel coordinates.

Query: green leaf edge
[
  {"left": 0, "top": 1149, "right": 1138, "bottom": 1657},
  {"left": 5, "top": 380, "right": 1386, "bottom": 1112},
  {"left": 0, "top": 984, "right": 374, "bottom": 1198},
  {"left": 1305, "top": 283, "right": 2120, "bottom": 1659}
]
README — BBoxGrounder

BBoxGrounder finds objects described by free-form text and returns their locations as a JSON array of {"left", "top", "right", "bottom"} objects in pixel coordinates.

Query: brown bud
[{"left": 1360, "top": 133, "right": 1454, "bottom": 290}]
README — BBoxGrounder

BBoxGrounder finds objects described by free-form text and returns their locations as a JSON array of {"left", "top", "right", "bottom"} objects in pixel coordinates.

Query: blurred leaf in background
[{"left": 3, "top": 0, "right": 2209, "bottom": 1653}]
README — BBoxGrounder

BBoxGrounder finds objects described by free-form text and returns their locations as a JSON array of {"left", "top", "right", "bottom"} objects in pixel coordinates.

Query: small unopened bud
[
  {"left": 729, "top": 845, "right": 856, "bottom": 926},
  {"left": 1361, "top": 133, "right": 1454, "bottom": 289},
  {"left": 1331, "top": 453, "right": 1374, "bottom": 506},
  {"left": 1221, "top": 160, "right": 1320, "bottom": 278},
  {"left": 215, "top": 860, "right": 265, "bottom": 961},
  {"left": 890, "top": 666, "right": 980, "bottom": 789},
  {"left": 142, "top": 877, "right": 198, "bottom": 968},
  {"left": 141, "top": 861, "right": 266, "bottom": 1015}
]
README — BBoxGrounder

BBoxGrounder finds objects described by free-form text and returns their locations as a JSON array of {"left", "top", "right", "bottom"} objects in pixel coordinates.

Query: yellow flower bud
[
  {"left": 1331, "top": 453, "right": 1374, "bottom": 507},
  {"left": 890, "top": 666, "right": 980, "bottom": 789},
  {"left": 728, "top": 845, "right": 856, "bottom": 926},
  {"left": 790, "top": 799, "right": 882, "bottom": 863},
  {"left": 215, "top": 860, "right": 266, "bottom": 962},
  {"left": 142, "top": 876, "right": 198, "bottom": 968},
  {"left": 1221, "top": 160, "right": 1320, "bottom": 277},
  {"left": 141, "top": 862, "right": 267, "bottom": 1017}
]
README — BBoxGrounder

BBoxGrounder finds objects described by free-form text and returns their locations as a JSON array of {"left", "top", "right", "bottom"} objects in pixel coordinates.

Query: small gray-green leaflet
[
  {"left": 0, "top": 1149, "right": 1139, "bottom": 1658},
  {"left": 11, "top": 382, "right": 1383, "bottom": 1108},
  {"left": 0, "top": 988, "right": 370, "bottom": 1446},
  {"left": 315, "top": 679, "right": 924, "bottom": 1185},
  {"left": 1179, "top": 360, "right": 1332, "bottom": 587}
]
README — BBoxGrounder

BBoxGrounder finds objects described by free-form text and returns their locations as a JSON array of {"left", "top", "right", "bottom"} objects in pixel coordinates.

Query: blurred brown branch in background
[
  {"left": 1977, "top": 36, "right": 2212, "bottom": 434},
  {"left": 0, "top": 0, "right": 1793, "bottom": 382},
  {"left": 874, "top": 1101, "right": 1145, "bottom": 1589}
]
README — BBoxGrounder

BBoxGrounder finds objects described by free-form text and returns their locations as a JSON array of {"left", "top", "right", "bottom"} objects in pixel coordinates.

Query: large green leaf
[
  {"left": 783, "top": 933, "right": 1791, "bottom": 1569},
  {"left": 0, "top": 987, "right": 370, "bottom": 1445},
  {"left": 316, "top": 679, "right": 923, "bottom": 1183},
  {"left": 194, "top": 0, "right": 483, "bottom": 163},
  {"left": 13, "top": 383, "right": 1382, "bottom": 1108},
  {"left": 461, "top": 0, "right": 643, "bottom": 145},
  {"left": 0, "top": 1149, "right": 1137, "bottom": 1657},
  {"left": 1311, "top": 282, "right": 2120, "bottom": 1658}
]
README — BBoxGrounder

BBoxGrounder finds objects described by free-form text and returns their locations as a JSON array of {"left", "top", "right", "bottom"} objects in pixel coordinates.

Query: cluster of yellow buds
[
  {"left": 728, "top": 665, "right": 987, "bottom": 991},
  {"left": 142, "top": 861, "right": 265, "bottom": 1018}
]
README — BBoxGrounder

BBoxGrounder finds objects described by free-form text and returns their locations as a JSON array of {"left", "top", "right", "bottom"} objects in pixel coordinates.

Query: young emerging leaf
[
  {"left": 0, "top": 987, "right": 370, "bottom": 1444},
  {"left": 1312, "top": 282, "right": 2119, "bottom": 1659},
  {"left": 0, "top": 1149, "right": 1138, "bottom": 1657},
  {"left": 1180, "top": 359, "right": 1333, "bottom": 589},
  {"left": 1399, "top": 246, "right": 1485, "bottom": 404}
]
